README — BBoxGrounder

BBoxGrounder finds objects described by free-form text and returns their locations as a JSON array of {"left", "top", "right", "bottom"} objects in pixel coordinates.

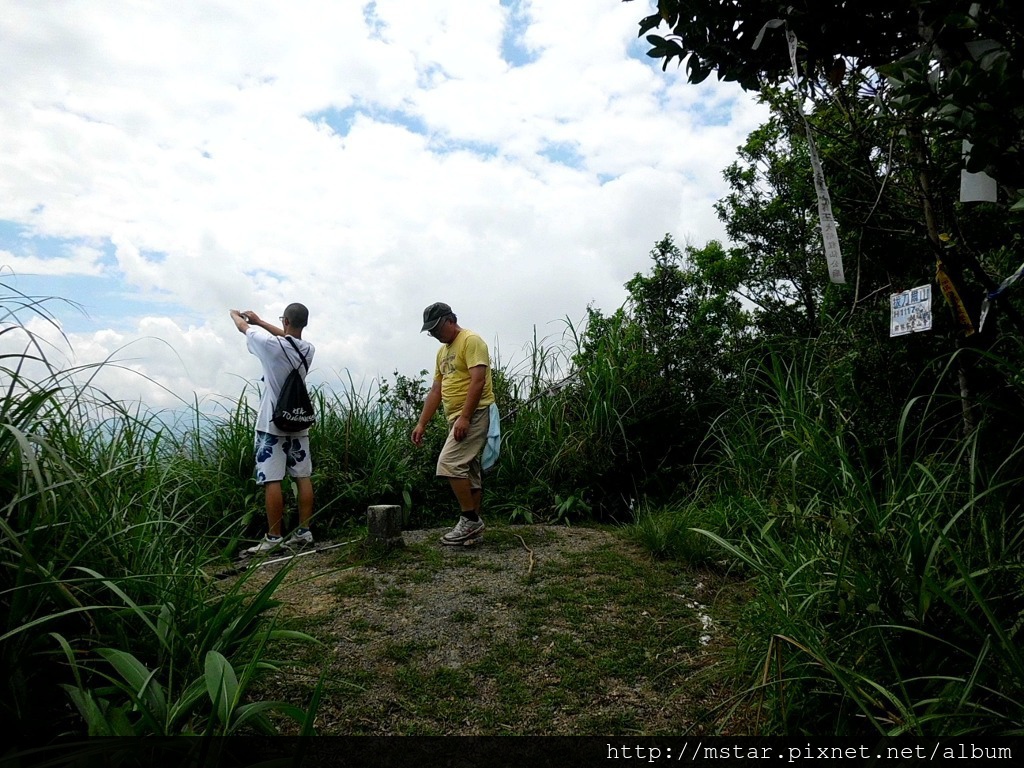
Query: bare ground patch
[{"left": 238, "top": 524, "right": 753, "bottom": 735}]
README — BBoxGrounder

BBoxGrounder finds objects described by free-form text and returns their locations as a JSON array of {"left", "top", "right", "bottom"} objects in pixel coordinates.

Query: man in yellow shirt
[{"left": 412, "top": 302, "right": 495, "bottom": 546}]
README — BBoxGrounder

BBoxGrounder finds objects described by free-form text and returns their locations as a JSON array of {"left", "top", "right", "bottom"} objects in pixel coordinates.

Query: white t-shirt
[{"left": 245, "top": 328, "right": 315, "bottom": 436}]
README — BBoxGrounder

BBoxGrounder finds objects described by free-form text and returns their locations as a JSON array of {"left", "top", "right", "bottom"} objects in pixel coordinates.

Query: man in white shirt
[{"left": 229, "top": 303, "right": 316, "bottom": 554}]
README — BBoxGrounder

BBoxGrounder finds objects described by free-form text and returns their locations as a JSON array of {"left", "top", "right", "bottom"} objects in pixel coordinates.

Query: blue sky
[{"left": 0, "top": 0, "right": 768, "bottom": 410}]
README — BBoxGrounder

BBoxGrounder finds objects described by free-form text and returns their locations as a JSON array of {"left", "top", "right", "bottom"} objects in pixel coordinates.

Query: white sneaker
[
  {"left": 441, "top": 516, "right": 485, "bottom": 546},
  {"left": 284, "top": 528, "right": 314, "bottom": 550},
  {"left": 245, "top": 535, "right": 284, "bottom": 555}
]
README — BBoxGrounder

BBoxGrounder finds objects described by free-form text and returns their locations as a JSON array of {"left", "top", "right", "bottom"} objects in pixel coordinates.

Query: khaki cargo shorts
[{"left": 435, "top": 407, "right": 490, "bottom": 489}]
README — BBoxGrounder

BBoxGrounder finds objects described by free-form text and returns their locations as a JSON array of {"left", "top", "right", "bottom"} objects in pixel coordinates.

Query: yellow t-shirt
[{"left": 434, "top": 328, "right": 495, "bottom": 419}]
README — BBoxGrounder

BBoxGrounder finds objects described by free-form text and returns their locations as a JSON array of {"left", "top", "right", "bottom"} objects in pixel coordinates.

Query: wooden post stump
[{"left": 366, "top": 505, "right": 404, "bottom": 550}]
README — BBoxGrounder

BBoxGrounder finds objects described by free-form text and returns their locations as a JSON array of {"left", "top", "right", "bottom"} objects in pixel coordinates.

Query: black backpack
[{"left": 271, "top": 337, "right": 315, "bottom": 432}]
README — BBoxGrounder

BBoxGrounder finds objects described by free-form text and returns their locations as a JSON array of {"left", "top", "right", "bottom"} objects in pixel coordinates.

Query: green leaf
[
  {"left": 61, "top": 684, "right": 114, "bottom": 736},
  {"left": 166, "top": 676, "right": 209, "bottom": 734},
  {"left": 638, "top": 13, "right": 662, "bottom": 37},
  {"left": 232, "top": 700, "right": 307, "bottom": 733},
  {"left": 204, "top": 650, "right": 239, "bottom": 727},
  {"left": 72, "top": 566, "right": 165, "bottom": 649},
  {"left": 108, "top": 704, "right": 138, "bottom": 737},
  {"left": 156, "top": 602, "right": 174, "bottom": 650},
  {"left": 265, "top": 629, "right": 318, "bottom": 643},
  {"left": 300, "top": 672, "right": 328, "bottom": 737},
  {"left": 97, "top": 648, "right": 168, "bottom": 724}
]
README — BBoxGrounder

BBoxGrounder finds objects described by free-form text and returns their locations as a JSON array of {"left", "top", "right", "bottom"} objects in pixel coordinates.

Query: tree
[
  {"left": 625, "top": 235, "right": 749, "bottom": 403},
  {"left": 630, "top": 1, "right": 1024, "bottom": 443},
  {"left": 627, "top": 1, "right": 1024, "bottom": 193},
  {"left": 574, "top": 235, "right": 750, "bottom": 498},
  {"left": 715, "top": 114, "right": 826, "bottom": 337}
]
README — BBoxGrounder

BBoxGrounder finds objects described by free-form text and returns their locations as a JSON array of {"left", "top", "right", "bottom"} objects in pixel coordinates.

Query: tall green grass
[
  {"left": 1, "top": 283, "right": 319, "bottom": 739},
  {"left": 689, "top": 343, "right": 1024, "bottom": 736},
  {"left": 487, "top": 317, "right": 638, "bottom": 523},
  {"left": 311, "top": 377, "right": 444, "bottom": 527}
]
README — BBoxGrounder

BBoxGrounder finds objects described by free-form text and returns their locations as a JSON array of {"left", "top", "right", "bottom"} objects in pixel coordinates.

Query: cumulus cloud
[{"left": 0, "top": 0, "right": 770, "bottom": 409}]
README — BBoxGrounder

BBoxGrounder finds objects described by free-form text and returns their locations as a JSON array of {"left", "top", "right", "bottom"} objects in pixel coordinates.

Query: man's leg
[
  {"left": 254, "top": 431, "right": 286, "bottom": 540},
  {"left": 275, "top": 475, "right": 316, "bottom": 550},
  {"left": 437, "top": 410, "right": 489, "bottom": 545},
  {"left": 264, "top": 480, "right": 285, "bottom": 537},
  {"left": 441, "top": 476, "right": 485, "bottom": 545},
  {"left": 443, "top": 455, "right": 485, "bottom": 545},
  {"left": 277, "top": 435, "right": 315, "bottom": 548},
  {"left": 295, "top": 476, "right": 314, "bottom": 528},
  {"left": 448, "top": 477, "right": 478, "bottom": 516}
]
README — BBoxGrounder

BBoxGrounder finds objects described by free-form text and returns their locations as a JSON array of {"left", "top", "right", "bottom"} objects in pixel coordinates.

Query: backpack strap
[{"left": 279, "top": 336, "right": 310, "bottom": 372}]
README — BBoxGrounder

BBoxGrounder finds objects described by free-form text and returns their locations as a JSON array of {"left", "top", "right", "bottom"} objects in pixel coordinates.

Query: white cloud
[
  {"left": 0, "top": 0, "right": 770, "bottom": 410},
  {"left": 0, "top": 243, "right": 105, "bottom": 276}
]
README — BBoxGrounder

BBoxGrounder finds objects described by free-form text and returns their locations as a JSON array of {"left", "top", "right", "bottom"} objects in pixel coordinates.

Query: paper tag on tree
[{"left": 787, "top": 31, "right": 845, "bottom": 284}]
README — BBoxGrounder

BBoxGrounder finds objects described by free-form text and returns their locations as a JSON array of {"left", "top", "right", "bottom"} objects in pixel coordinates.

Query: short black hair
[{"left": 283, "top": 303, "right": 309, "bottom": 329}]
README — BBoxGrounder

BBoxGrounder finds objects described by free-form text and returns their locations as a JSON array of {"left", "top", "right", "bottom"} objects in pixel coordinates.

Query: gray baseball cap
[{"left": 421, "top": 302, "right": 452, "bottom": 332}]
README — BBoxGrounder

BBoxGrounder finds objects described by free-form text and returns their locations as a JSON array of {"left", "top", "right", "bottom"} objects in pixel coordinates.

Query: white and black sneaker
[
  {"left": 244, "top": 535, "right": 285, "bottom": 556},
  {"left": 284, "top": 528, "right": 315, "bottom": 551},
  {"left": 440, "top": 516, "right": 484, "bottom": 546}
]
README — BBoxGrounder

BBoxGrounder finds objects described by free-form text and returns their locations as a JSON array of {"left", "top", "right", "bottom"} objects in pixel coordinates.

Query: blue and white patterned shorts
[{"left": 254, "top": 431, "right": 313, "bottom": 485}]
